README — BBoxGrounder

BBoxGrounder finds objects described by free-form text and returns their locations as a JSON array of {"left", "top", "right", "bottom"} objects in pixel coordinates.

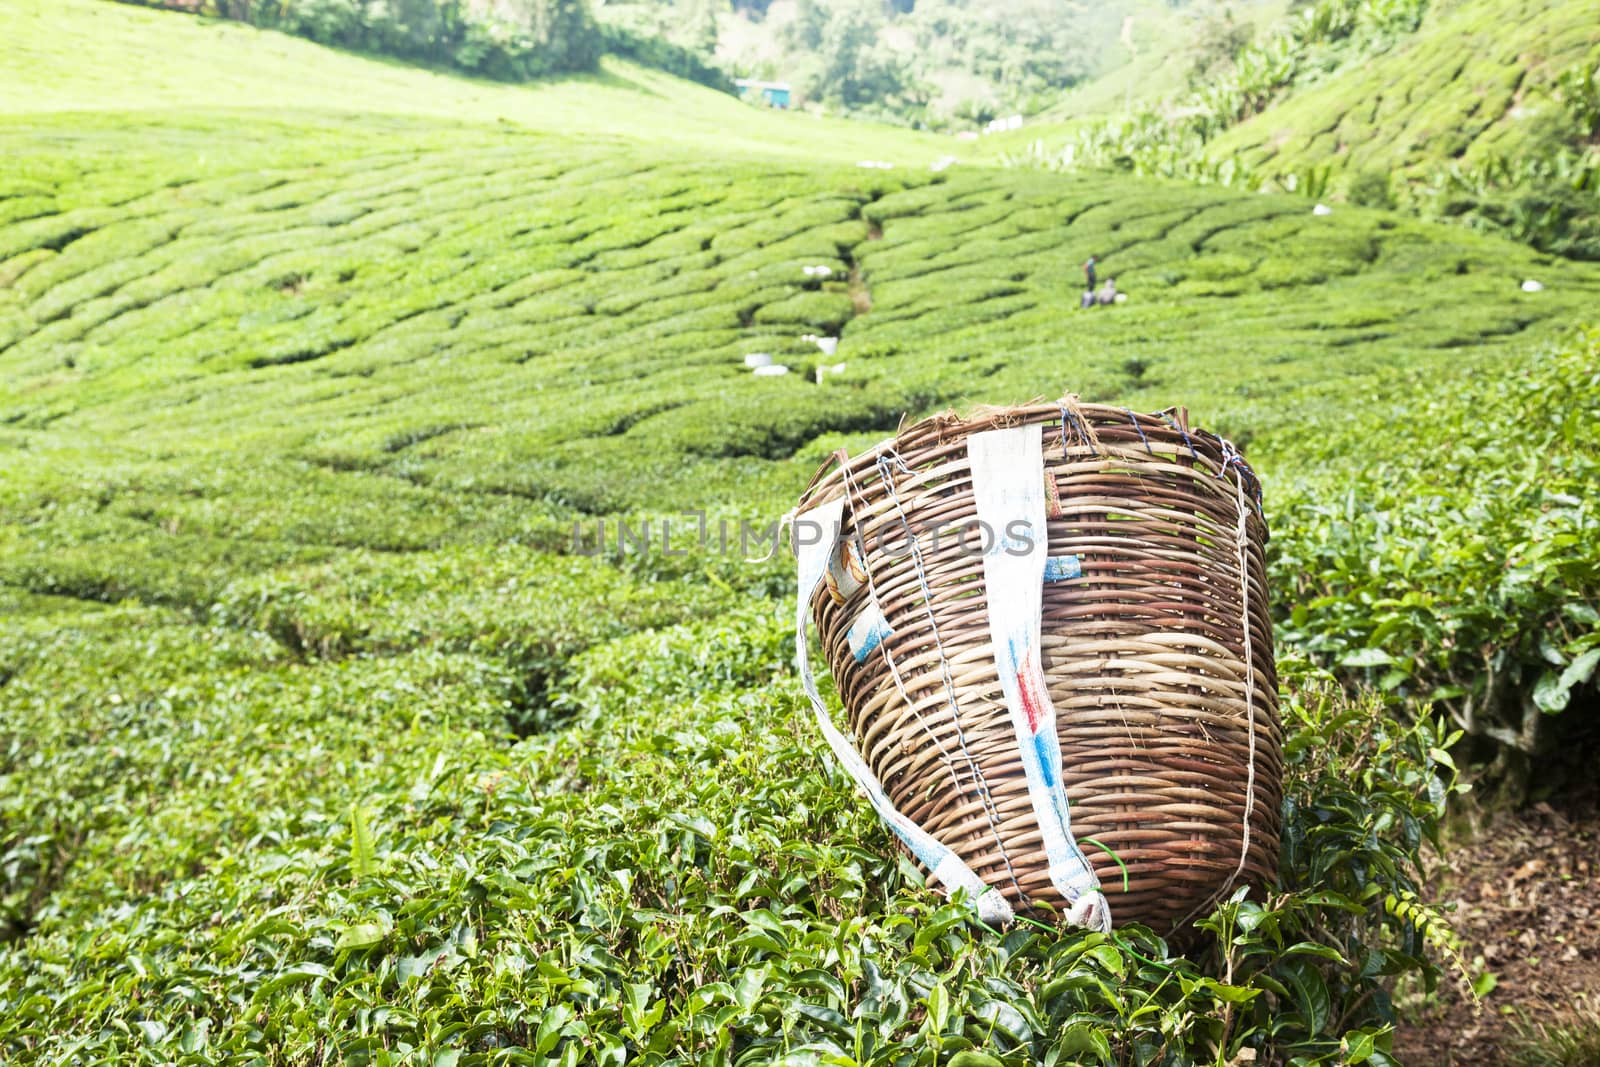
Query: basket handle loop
[
  {"left": 969, "top": 425, "right": 1111, "bottom": 933},
  {"left": 793, "top": 498, "right": 1014, "bottom": 925}
]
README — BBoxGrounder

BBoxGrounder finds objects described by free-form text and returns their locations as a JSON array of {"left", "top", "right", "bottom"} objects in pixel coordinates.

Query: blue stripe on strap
[
  {"left": 1044, "top": 555, "right": 1082, "bottom": 582},
  {"left": 847, "top": 599, "right": 894, "bottom": 663}
]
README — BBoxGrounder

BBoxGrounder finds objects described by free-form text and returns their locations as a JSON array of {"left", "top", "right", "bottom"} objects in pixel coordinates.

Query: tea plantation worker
[
  {"left": 1096, "top": 277, "right": 1118, "bottom": 306},
  {"left": 1083, "top": 253, "right": 1099, "bottom": 292}
]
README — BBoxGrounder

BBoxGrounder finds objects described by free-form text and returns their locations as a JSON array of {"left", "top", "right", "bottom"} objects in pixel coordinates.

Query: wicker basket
[{"left": 793, "top": 398, "right": 1282, "bottom": 931}]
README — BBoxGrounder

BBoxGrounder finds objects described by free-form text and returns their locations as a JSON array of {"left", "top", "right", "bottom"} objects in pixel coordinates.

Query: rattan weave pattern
[{"left": 797, "top": 399, "right": 1282, "bottom": 929}]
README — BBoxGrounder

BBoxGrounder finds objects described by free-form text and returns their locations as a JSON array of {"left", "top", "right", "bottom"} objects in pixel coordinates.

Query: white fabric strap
[
  {"left": 794, "top": 498, "right": 1013, "bottom": 925},
  {"left": 969, "top": 426, "right": 1110, "bottom": 932}
]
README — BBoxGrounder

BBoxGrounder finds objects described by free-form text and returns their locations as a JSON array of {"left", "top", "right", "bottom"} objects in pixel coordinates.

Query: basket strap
[
  {"left": 969, "top": 425, "right": 1111, "bottom": 932},
  {"left": 794, "top": 497, "right": 1013, "bottom": 925}
]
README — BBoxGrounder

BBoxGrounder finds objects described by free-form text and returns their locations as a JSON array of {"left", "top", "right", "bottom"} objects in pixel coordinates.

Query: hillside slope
[
  {"left": 0, "top": 0, "right": 942, "bottom": 162},
  {"left": 1209, "top": 0, "right": 1600, "bottom": 181},
  {"left": 974, "top": 0, "right": 1290, "bottom": 157},
  {"left": 7, "top": 106, "right": 1596, "bottom": 527},
  {"left": 1021, "top": 0, "right": 1600, "bottom": 255}
]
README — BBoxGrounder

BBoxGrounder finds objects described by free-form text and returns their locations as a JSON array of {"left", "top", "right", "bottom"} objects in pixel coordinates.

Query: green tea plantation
[
  {"left": 1020, "top": 0, "right": 1600, "bottom": 258},
  {"left": 2, "top": 0, "right": 1598, "bottom": 1064}
]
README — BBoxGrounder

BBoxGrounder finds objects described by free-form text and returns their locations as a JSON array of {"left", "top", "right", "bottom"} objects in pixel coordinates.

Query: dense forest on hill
[
  {"left": 114, "top": 0, "right": 1151, "bottom": 115},
  {"left": 601, "top": 0, "right": 1146, "bottom": 125},
  {"left": 113, "top": 0, "right": 704, "bottom": 82}
]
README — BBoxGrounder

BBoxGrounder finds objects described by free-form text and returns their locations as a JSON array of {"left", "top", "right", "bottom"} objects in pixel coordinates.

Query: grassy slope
[
  {"left": 1208, "top": 0, "right": 1600, "bottom": 180},
  {"left": 3, "top": 0, "right": 1599, "bottom": 1060},
  {"left": 0, "top": 0, "right": 944, "bottom": 163}
]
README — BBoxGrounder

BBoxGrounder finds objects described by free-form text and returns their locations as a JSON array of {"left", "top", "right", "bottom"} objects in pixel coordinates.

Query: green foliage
[
  {"left": 598, "top": 21, "right": 735, "bottom": 91},
  {"left": 1347, "top": 169, "right": 1395, "bottom": 210},
  {"left": 116, "top": 0, "right": 605, "bottom": 80},
  {"left": 901, "top": 0, "right": 1102, "bottom": 111},
  {"left": 631, "top": 0, "right": 1119, "bottom": 125},
  {"left": 804, "top": 0, "right": 925, "bottom": 113},
  {"left": 207, "top": 546, "right": 741, "bottom": 732},
  {"left": 1022, "top": 0, "right": 1600, "bottom": 259},
  {"left": 1420, "top": 145, "right": 1600, "bottom": 261},
  {"left": 1062, "top": 0, "right": 1432, "bottom": 154},
  {"left": 1266, "top": 330, "right": 1600, "bottom": 758},
  {"left": 1509, "top": 1008, "right": 1600, "bottom": 1067},
  {"left": 349, "top": 802, "right": 378, "bottom": 881},
  {"left": 780, "top": 0, "right": 828, "bottom": 52},
  {"left": 1391, "top": 58, "right": 1600, "bottom": 258},
  {"left": 0, "top": 599, "right": 1462, "bottom": 1063},
  {"left": 0, "top": 0, "right": 939, "bottom": 162},
  {"left": 3, "top": 5, "right": 1600, "bottom": 1059},
  {"left": 1555, "top": 61, "right": 1600, "bottom": 141},
  {"left": 1187, "top": 5, "right": 1255, "bottom": 83}
]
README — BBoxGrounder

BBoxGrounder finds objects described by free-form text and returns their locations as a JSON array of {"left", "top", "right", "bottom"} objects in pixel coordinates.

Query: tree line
[{"left": 117, "top": 0, "right": 604, "bottom": 81}]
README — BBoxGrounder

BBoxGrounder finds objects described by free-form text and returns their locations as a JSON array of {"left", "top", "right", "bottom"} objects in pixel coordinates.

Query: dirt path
[{"left": 1394, "top": 793, "right": 1600, "bottom": 1066}]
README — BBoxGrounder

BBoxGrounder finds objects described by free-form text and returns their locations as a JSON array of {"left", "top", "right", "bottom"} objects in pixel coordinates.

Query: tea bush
[
  {"left": 1266, "top": 330, "right": 1600, "bottom": 763},
  {"left": 1017, "top": 0, "right": 1600, "bottom": 258},
  {"left": 1, "top": 599, "right": 1462, "bottom": 1063}
]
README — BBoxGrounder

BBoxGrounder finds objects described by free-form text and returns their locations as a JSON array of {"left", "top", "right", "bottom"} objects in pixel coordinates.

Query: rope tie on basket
[
  {"left": 835, "top": 456, "right": 1026, "bottom": 903},
  {"left": 1215, "top": 438, "right": 1266, "bottom": 522},
  {"left": 748, "top": 507, "right": 797, "bottom": 563},
  {"left": 1162, "top": 412, "right": 1201, "bottom": 462},
  {"left": 1124, "top": 408, "right": 1154, "bottom": 454},
  {"left": 793, "top": 497, "right": 1013, "bottom": 924},
  {"left": 969, "top": 425, "right": 1110, "bottom": 933},
  {"left": 1059, "top": 404, "right": 1098, "bottom": 456},
  {"left": 1215, "top": 439, "right": 1238, "bottom": 477},
  {"left": 1167, "top": 447, "right": 1263, "bottom": 932},
  {"left": 863, "top": 452, "right": 1030, "bottom": 901}
]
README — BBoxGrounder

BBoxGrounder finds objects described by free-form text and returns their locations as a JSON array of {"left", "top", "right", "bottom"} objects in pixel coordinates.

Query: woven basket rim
[{"left": 799, "top": 394, "right": 1264, "bottom": 535}]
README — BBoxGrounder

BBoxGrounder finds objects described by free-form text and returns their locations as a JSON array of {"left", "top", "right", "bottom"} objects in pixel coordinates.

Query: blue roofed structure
[{"left": 735, "top": 79, "right": 792, "bottom": 109}]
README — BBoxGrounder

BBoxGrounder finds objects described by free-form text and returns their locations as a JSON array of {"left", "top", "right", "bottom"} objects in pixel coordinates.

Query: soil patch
[{"left": 1394, "top": 791, "right": 1600, "bottom": 1066}]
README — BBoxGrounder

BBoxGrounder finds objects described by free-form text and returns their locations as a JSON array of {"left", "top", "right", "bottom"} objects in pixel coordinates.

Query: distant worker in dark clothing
[{"left": 1084, "top": 254, "right": 1098, "bottom": 292}]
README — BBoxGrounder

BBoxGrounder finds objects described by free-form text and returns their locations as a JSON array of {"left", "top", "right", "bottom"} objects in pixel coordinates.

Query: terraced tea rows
[
  {"left": 1209, "top": 0, "right": 1600, "bottom": 184},
  {"left": 7, "top": 115, "right": 1597, "bottom": 538}
]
